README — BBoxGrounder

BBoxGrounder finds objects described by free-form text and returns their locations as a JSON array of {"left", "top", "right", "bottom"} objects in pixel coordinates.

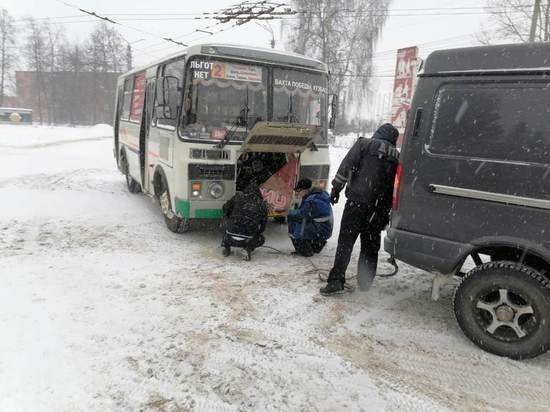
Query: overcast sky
[{"left": 5, "top": 0, "right": 493, "bottom": 116}]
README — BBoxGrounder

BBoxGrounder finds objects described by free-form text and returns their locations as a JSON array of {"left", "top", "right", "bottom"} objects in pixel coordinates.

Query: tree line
[
  {"left": 283, "top": 0, "right": 392, "bottom": 134},
  {"left": 0, "top": 8, "right": 129, "bottom": 124}
]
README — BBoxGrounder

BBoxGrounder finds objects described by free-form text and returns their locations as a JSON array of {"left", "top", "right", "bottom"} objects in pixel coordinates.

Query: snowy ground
[{"left": 1, "top": 125, "right": 550, "bottom": 412}]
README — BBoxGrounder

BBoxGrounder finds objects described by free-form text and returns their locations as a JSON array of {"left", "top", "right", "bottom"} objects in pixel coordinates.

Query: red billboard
[{"left": 390, "top": 46, "right": 418, "bottom": 146}]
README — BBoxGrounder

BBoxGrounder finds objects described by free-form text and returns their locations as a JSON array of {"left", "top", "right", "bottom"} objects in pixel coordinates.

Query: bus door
[
  {"left": 140, "top": 79, "right": 156, "bottom": 192},
  {"left": 239, "top": 121, "right": 320, "bottom": 215}
]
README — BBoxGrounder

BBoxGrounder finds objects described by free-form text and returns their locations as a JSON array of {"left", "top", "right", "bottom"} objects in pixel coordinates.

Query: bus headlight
[{"left": 208, "top": 182, "right": 224, "bottom": 199}]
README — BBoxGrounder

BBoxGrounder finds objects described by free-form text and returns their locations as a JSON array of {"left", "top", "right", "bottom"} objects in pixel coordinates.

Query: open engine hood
[{"left": 240, "top": 121, "right": 321, "bottom": 153}]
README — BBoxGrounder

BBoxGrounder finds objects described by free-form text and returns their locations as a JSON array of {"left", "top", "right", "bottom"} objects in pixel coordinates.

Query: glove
[{"left": 330, "top": 188, "right": 340, "bottom": 205}]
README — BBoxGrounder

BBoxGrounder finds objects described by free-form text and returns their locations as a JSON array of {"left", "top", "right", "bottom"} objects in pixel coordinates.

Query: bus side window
[
  {"left": 121, "top": 78, "right": 133, "bottom": 120},
  {"left": 157, "top": 58, "right": 185, "bottom": 128}
]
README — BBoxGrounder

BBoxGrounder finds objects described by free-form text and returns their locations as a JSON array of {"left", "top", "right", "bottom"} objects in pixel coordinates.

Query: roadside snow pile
[{"left": 0, "top": 124, "right": 112, "bottom": 148}]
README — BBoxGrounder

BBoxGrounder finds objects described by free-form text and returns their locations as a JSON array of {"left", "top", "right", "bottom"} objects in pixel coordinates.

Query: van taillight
[{"left": 392, "top": 164, "right": 403, "bottom": 210}]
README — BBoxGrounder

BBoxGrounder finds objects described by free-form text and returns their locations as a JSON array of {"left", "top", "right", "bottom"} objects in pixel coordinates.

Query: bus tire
[
  {"left": 159, "top": 178, "right": 190, "bottom": 233},
  {"left": 120, "top": 150, "right": 141, "bottom": 193},
  {"left": 453, "top": 261, "right": 550, "bottom": 359}
]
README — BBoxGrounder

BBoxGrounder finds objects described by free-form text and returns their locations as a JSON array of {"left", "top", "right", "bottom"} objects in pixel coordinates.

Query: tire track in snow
[{"left": 391, "top": 349, "right": 550, "bottom": 410}]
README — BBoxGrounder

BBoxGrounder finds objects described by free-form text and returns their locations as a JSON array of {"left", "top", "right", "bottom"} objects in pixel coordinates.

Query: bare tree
[
  {"left": 0, "top": 8, "right": 16, "bottom": 106},
  {"left": 85, "top": 22, "right": 128, "bottom": 73},
  {"left": 284, "top": 0, "right": 392, "bottom": 125},
  {"left": 480, "top": 0, "right": 550, "bottom": 43},
  {"left": 24, "top": 18, "right": 49, "bottom": 123},
  {"left": 84, "top": 23, "right": 128, "bottom": 123}
]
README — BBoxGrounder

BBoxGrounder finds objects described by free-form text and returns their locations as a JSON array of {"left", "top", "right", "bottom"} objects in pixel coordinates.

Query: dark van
[{"left": 384, "top": 43, "right": 550, "bottom": 359}]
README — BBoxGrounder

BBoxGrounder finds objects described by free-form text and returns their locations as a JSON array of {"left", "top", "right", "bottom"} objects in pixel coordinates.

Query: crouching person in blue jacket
[{"left": 287, "top": 178, "right": 333, "bottom": 257}]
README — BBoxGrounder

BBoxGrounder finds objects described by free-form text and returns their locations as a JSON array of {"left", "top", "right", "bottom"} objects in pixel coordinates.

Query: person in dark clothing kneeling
[
  {"left": 222, "top": 181, "right": 268, "bottom": 261},
  {"left": 287, "top": 178, "right": 333, "bottom": 257},
  {"left": 320, "top": 123, "right": 399, "bottom": 296}
]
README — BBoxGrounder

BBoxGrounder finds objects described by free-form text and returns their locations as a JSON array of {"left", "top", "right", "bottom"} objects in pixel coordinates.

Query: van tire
[
  {"left": 120, "top": 151, "right": 141, "bottom": 193},
  {"left": 453, "top": 261, "right": 550, "bottom": 359},
  {"left": 158, "top": 178, "right": 190, "bottom": 233}
]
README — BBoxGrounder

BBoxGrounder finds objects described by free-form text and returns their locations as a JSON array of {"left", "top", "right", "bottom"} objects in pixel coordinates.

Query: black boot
[
  {"left": 311, "top": 240, "right": 327, "bottom": 254},
  {"left": 222, "top": 246, "right": 231, "bottom": 257},
  {"left": 242, "top": 248, "right": 252, "bottom": 261},
  {"left": 291, "top": 239, "right": 314, "bottom": 257},
  {"left": 320, "top": 279, "right": 345, "bottom": 296}
]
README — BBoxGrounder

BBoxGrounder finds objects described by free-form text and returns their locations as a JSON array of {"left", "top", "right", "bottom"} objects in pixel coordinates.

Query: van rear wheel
[
  {"left": 159, "top": 180, "right": 190, "bottom": 233},
  {"left": 453, "top": 261, "right": 550, "bottom": 359}
]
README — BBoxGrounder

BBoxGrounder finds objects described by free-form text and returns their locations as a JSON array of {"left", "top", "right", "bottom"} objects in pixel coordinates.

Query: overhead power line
[
  {"left": 133, "top": 1, "right": 295, "bottom": 55},
  {"left": 55, "top": 0, "right": 188, "bottom": 47},
  {"left": 17, "top": 4, "right": 534, "bottom": 21}
]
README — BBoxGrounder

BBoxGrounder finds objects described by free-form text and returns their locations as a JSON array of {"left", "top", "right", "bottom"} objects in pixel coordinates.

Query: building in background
[{"left": 7, "top": 71, "right": 120, "bottom": 125}]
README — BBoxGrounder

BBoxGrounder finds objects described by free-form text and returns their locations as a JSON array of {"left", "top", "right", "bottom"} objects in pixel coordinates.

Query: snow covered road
[{"left": 1, "top": 125, "right": 549, "bottom": 411}]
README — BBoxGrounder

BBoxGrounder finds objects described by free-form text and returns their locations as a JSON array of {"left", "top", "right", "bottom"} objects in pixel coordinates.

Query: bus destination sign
[{"left": 191, "top": 60, "right": 262, "bottom": 83}]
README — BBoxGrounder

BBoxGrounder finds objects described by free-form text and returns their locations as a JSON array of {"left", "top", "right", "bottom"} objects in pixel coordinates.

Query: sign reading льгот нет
[{"left": 190, "top": 60, "right": 263, "bottom": 83}]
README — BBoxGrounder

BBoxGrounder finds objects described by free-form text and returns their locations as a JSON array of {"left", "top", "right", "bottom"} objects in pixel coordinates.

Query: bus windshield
[
  {"left": 180, "top": 58, "right": 328, "bottom": 143},
  {"left": 273, "top": 68, "right": 327, "bottom": 126},
  {"left": 182, "top": 59, "right": 268, "bottom": 141}
]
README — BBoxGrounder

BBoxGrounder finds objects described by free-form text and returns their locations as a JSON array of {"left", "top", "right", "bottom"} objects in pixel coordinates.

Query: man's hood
[{"left": 373, "top": 123, "right": 399, "bottom": 145}]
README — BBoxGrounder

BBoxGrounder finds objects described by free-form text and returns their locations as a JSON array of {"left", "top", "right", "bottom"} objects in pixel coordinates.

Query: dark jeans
[
  {"left": 327, "top": 200, "right": 381, "bottom": 283},
  {"left": 222, "top": 232, "right": 265, "bottom": 252}
]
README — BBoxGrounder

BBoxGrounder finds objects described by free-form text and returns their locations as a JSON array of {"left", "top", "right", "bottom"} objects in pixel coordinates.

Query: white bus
[{"left": 114, "top": 43, "right": 335, "bottom": 232}]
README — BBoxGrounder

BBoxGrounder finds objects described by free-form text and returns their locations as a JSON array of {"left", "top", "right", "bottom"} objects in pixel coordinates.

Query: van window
[
  {"left": 157, "top": 59, "right": 185, "bottom": 128},
  {"left": 429, "top": 84, "right": 550, "bottom": 164},
  {"left": 121, "top": 78, "right": 133, "bottom": 120}
]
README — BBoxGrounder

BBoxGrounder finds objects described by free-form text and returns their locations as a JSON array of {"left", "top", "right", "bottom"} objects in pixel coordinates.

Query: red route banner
[
  {"left": 390, "top": 47, "right": 418, "bottom": 147},
  {"left": 130, "top": 73, "right": 146, "bottom": 122}
]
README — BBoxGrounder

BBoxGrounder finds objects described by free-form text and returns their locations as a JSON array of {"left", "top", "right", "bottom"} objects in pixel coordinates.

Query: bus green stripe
[
  {"left": 195, "top": 209, "right": 224, "bottom": 219},
  {"left": 175, "top": 199, "right": 190, "bottom": 218}
]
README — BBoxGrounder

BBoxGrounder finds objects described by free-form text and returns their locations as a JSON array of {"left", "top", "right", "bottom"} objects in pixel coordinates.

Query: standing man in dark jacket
[
  {"left": 222, "top": 181, "right": 268, "bottom": 261},
  {"left": 287, "top": 178, "right": 333, "bottom": 257},
  {"left": 320, "top": 123, "right": 399, "bottom": 295}
]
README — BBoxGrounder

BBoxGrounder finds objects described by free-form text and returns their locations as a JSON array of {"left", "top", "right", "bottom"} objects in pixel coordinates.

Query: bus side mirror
[
  {"left": 329, "top": 93, "right": 338, "bottom": 129},
  {"left": 156, "top": 76, "right": 179, "bottom": 120}
]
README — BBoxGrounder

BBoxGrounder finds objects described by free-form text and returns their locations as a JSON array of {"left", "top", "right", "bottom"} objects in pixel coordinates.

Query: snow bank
[{"left": 0, "top": 124, "right": 113, "bottom": 148}]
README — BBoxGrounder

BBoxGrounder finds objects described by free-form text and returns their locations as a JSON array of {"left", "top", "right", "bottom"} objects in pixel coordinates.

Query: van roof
[{"left": 422, "top": 43, "right": 550, "bottom": 75}]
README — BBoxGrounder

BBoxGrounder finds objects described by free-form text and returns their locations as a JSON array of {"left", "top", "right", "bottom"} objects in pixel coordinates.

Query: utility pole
[
  {"left": 126, "top": 44, "right": 132, "bottom": 71},
  {"left": 529, "top": 0, "right": 542, "bottom": 42},
  {"left": 123, "top": 38, "right": 144, "bottom": 72},
  {"left": 256, "top": 21, "right": 276, "bottom": 48}
]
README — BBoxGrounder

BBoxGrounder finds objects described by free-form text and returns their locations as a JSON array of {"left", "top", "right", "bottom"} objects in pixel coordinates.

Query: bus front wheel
[{"left": 159, "top": 182, "right": 190, "bottom": 233}]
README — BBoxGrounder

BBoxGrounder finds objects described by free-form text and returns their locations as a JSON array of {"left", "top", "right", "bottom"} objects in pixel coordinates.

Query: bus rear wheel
[
  {"left": 159, "top": 180, "right": 190, "bottom": 233},
  {"left": 120, "top": 151, "right": 141, "bottom": 193}
]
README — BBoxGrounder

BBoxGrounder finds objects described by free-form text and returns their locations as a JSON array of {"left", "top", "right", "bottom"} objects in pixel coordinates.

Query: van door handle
[{"left": 412, "top": 108, "right": 423, "bottom": 137}]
